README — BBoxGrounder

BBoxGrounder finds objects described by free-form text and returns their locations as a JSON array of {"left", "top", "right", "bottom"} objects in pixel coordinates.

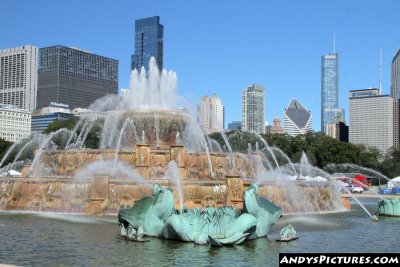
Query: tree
[
  {"left": 0, "top": 137, "right": 12, "bottom": 167},
  {"left": 380, "top": 147, "right": 400, "bottom": 178},
  {"left": 43, "top": 117, "right": 79, "bottom": 134}
]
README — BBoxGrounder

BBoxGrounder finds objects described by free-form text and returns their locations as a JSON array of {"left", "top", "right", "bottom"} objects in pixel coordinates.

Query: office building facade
[
  {"left": 242, "top": 84, "right": 264, "bottom": 133},
  {"left": 0, "top": 45, "right": 38, "bottom": 111},
  {"left": 326, "top": 121, "right": 349, "bottom": 142},
  {"left": 131, "top": 16, "right": 164, "bottom": 71},
  {"left": 324, "top": 108, "right": 345, "bottom": 137},
  {"left": 198, "top": 94, "right": 224, "bottom": 133},
  {"left": 284, "top": 98, "right": 312, "bottom": 136},
  {"left": 321, "top": 53, "right": 339, "bottom": 133},
  {"left": 227, "top": 121, "right": 241, "bottom": 130},
  {"left": 31, "top": 102, "right": 73, "bottom": 133},
  {"left": 349, "top": 89, "right": 393, "bottom": 154},
  {"left": 0, "top": 104, "right": 31, "bottom": 142},
  {"left": 31, "top": 112, "right": 73, "bottom": 133},
  {"left": 391, "top": 49, "right": 400, "bottom": 147},
  {"left": 37, "top": 46, "right": 118, "bottom": 109}
]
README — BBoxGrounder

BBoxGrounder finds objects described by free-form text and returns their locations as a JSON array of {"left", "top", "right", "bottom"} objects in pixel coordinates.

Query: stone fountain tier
[
  {"left": 0, "top": 177, "right": 344, "bottom": 215},
  {"left": 32, "top": 147, "right": 265, "bottom": 180},
  {"left": 116, "top": 109, "right": 191, "bottom": 149}
]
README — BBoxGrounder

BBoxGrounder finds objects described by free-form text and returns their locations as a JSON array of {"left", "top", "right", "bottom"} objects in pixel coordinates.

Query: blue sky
[{"left": 1, "top": 0, "right": 400, "bottom": 131}]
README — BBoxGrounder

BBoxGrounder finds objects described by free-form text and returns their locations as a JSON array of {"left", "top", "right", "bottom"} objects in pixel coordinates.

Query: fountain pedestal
[
  {"left": 170, "top": 145, "right": 185, "bottom": 168},
  {"left": 21, "top": 164, "right": 31, "bottom": 177},
  {"left": 341, "top": 196, "right": 351, "bottom": 210},
  {"left": 135, "top": 144, "right": 150, "bottom": 167},
  {"left": 85, "top": 175, "right": 109, "bottom": 215},
  {"left": 225, "top": 174, "right": 244, "bottom": 209}
]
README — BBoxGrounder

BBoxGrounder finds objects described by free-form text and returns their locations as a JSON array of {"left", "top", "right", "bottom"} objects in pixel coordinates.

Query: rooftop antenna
[
  {"left": 333, "top": 32, "right": 336, "bottom": 53},
  {"left": 379, "top": 48, "right": 382, "bottom": 95}
]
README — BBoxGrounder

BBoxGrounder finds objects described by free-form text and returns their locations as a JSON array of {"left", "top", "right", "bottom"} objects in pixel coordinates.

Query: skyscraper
[
  {"left": 198, "top": 94, "right": 224, "bottom": 133},
  {"left": 0, "top": 45, "right": 38, "bottom": 111},
  {"left": 349, "top": 88, "right": 393, "bottom": 154},
  {"left": 131, "top": 16, "right": 164, "bottom": 71},
  {"left": 391, "top": 48, "right": 400, "bottom": 147},
  {"left": 284, "top": 98, "right": 312, "bottom": 136},
  {"left": 321, "top": 52, "right": 339, "bottom": 133},
  {"left": 242, "top": 84, "right": 264, "bottom": 133},
  {"left": 37, "top": 45, "right": 118, "bottom": 109}
]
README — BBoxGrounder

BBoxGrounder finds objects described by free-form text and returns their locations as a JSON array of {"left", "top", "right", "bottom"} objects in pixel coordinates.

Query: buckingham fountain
[{"left": 0, "top": 58, "right": 347, "bottom": 245}]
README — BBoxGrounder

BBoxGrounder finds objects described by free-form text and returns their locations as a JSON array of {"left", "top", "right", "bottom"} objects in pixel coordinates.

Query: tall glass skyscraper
[
  {"left": 131, "top": 16, "right": 164, "bottom": 71},
  {"left": 321, "top": 53, "right": 339, "bottom": 133},
  {"left": 391, "top": 48, "right": 400, "bottom": 147}
]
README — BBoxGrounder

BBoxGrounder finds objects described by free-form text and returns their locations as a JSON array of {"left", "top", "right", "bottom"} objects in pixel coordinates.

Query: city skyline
[{"left": 1, "top": 0, "right": 400, "bottom": 131}]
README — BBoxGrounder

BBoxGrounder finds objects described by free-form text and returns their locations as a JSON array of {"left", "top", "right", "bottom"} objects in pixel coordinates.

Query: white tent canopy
[
  {"left": 388, "top": 177, "right": 400, "bottom": 189},
  {"left": 0, "top": 170, "right": 22, "bottom": 177}
]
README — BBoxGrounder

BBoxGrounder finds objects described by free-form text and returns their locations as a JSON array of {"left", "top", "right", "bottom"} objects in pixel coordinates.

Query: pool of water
[{"left": 1, "top": 199, "right": 399, "bottom": 266}]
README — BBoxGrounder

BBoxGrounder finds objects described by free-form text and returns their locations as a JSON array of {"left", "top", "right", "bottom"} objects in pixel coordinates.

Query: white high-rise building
[
  {"left": 0, "top": 104, "right": 31, "bottom": 142},
  {"left": 349, "top": 88, "right": 393, "bottom": 154},
  {"left": 242, "top": 84, "right": 264, "bottom": 133},
  {"left": 198, "top": 94, "right": 224, "bottom": 133},
  {"left": 0, "top": 45, "right": 38, "bottom": 111},
  {"left": 284, "top": 98, "right": 312, "bottom": 136},
  {"left": 391, "top": 49, "right": 400, "bottom": 147}
]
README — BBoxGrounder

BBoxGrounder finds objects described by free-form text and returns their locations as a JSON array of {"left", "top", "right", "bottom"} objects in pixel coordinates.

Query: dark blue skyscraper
[{"left": 131, "top": 16, "right": 164, "bottom": 71}]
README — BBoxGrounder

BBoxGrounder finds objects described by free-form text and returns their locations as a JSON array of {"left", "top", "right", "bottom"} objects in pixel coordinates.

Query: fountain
[{"left": 0, "top": 57, "right": 345, "bottom": 222}]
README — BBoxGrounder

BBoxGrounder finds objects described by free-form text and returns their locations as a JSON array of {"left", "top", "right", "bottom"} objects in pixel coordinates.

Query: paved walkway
[{"left": 342, "top": 192, "right": 400, "bottom": 199}]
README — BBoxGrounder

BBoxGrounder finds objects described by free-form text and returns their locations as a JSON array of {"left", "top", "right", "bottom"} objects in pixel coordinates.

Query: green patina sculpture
[
  {"left": 279, "top": 224, "right": 297, "bottom": 241},
  {"left": 118, "top": 183, "right": 282, "bottom": 246},
  {"left": 118, "top": 184, "right": 175, "bottom": 238},
  {"left": 378, "top": 199, "right": 400, "bottom": 217}
]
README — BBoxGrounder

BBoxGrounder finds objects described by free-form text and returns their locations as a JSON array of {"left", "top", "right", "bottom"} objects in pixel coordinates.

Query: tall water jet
[
  {"left": 201, "top": 134, "right": 214, "bottom": 177},
  {"left": 154, "top": 112, "right": 160, "bottom": 148},
  {"left": 251, "top": 131, "right": 281, "bottom": 173},
  {"left": 208, "top": 138, "right": 222, "bottom": 152},
  {"left": 124, "top": 57, "right": 177, "bottom": 110},
  {"left": 72, "top": 119, "right": 90, "bottom": 148},
  {"left": 113, "top": 118, "right": 134, "bottom": 171},
  {"left": 271, "top": 147, "right": 298, "bottom": 176},
  {"left": 219, "top": 130, "right": 235, "bottom": 171},
  {"left": 10, "top": 134, "right": 41, "bottom": 170},
  {"left": 141, "top": 130, "right": 146, "bottom": 143},
  {"left": 0, "top": 142, "right": 18, "bottom": 168},
  {"left": 166, "top": 161, "right": 184, "bottom": 210},
  {"left": 328, "top": 163, "right": 391, "bottom": 183},
  {"left": 78, "top": 120, "right": 95, "bottom": 149},
  {"left": 339, "top": 182, "right": 374, "bottom": 218},
  {"left": 100, "top": 113, "right": 122, "bottom": 149},
  {"left": 65, "top": 118, "right": 84, "bottom": 149},
  {"left": 29, "top": 130, "right": 61, "bottom": 175},
  {"left": 175, "top": 131, "right": 181, "bottom": 145},
  {"left": 219, "top": 130, "right": 233, "bottom": 153}
]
